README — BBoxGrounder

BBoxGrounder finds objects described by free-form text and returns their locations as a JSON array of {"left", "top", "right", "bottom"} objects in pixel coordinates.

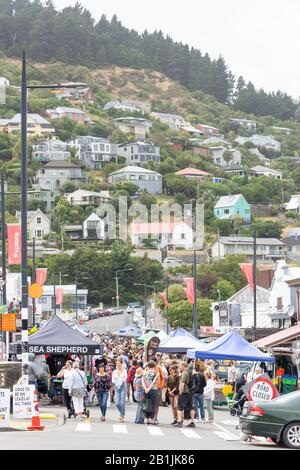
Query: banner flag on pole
[
  {"left": 36, "top": 268, "right": 48, "bottom": 286},
  {"left": 7, "top": 224, "right": 21, "bottom": 265},
  {"left": 161, "top": 292, "right": 169, "bottom": 306},
  {"left": 240, "top": 263, "right": 254, "bottom": 289},
  {"left": 183, "top": 278, "right": 194, "bottom": 305},
  {"left": 56, "top": 288, "right": 64, "bottom": 305}
]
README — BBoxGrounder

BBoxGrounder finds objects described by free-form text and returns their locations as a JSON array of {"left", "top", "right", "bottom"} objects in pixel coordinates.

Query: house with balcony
[
  {"left": 117, "top": 141, "right": 160, "bottom": 165},
  {"left": 199, "top": 145, "right": 242, "bottom": 167},
  {"left": 210, "top": 237, "right": 285, "bottom": 263},
  {"left": 104, "top": 100, "right": 151, "bottom": 114},
  {"left": 130, "top": 221, "right": 194, "bottom": 249},
  {"left": 27, "top": 186, "right": 57, "bottom": 213},
  {"left": 235, "top": 135, "right": 281, "bottom": 152},
  {"left": 83, "top": 213, "right": 105, "bottom": 240},
  {"left": 195, "top": 123, "right": 220, "bottom": 137},
  {"left": 113, "top": 117, "right": 152, "bottom": 139},
  {"left": 2, "top": 114, "right": 55, "bottom": 136},
  {"left": 32, "top": 139, "right": 71, "bottom": 162},
  {"left": 214, "top": 194, "right": 251, "bottom": 223},
  {"left": 46, "top": 106, "right": 91, "bottom": 124},
  {"left": 36, "top": 161, "right": 86, "bottom": 192},
  {"left": 72, "top": 136, "right": 117, "bottom": 169},
  {"left": 16, "top": 208, "right": 51, "bottom": 241},
  {"left": 150, "top": 112, "right": 185, "bottom": 130},
  {"left": 248, "top": 166, "right": 282, "bottom": 180},
  {"left": 108, "top": 165, "right": 162, "bottom": 194},
  {"left": 229, "top": 118, "right": 257, "bottom": 130},
  {"left": 65, "top": 189, "right": 111, "bottom": 207},
  {"left": 55, "top": 86, "right": 94, "bottom": 104}
]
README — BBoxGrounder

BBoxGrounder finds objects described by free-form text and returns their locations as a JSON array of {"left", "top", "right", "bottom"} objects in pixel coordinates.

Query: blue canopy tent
[
  {"left": 157, "top": 327, "right": 204, "bottom": 353},
  {"left": 187, "top": 330, "right": 275, "bottom": 362},
  {"left": 115, "top": 324, "right": 142, "bottom": 338}
]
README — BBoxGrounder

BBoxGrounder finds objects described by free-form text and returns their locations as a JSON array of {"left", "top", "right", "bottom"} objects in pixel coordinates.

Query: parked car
[
  {"left": 97, "top": 309, "right": 111, "bottom": 317},
  {"left": 133, "top": 311, "right": 143, "bottom": 324},
  {"left": 240, "top": 391, "right": 300, "bottom": 449},
  {"left": 163, "top": 257, "right": 184, "bottom": 267},
  {"left": 88, "top": 311, "right": 98, "bottom": 320},
  {"left": 111, "top": 308, "right": 123, "bottom": 315}
]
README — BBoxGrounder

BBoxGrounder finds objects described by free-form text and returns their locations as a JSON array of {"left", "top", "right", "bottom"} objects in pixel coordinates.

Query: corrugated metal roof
[
  {"left": 219, "top": 237, "right": 284, "bottom": 246},
  {"left": 253, "top": 324, "right": 300, "bottom": 348},
  {"left": 214, "top": 194, "right": 244, "bottom": 208}
]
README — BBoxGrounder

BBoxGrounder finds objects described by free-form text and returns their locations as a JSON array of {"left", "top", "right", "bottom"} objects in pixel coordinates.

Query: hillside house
[
  {"left": 54, "top": 87, "right": 94, "bottom": 104},
  {"left": 83, "top": 213, "right": 105, "bottom": 240},
  {"left": 108, "top": 165, "right": 162, "bottom": 194},
  {"left": 113, "top": 117, "right": 151, "bottom": 139},
  {"left": 235, "top": 135, "right": 281, "bottom": 152},
  {"left": 46, "top": 106, "right": 91, "bottom": 124},
  {"left": 248, "top": 166, "right": 282, "bottom": 180},
  {"left": 285, "top": 195, "right": 300, "bottom": 214},
  {"left": 175, "top": 167, "right": 210, "bottom": 180},
  {"left": 16, "top": 208, "right": 51, "bottom": 241},
  {"left": 249, "top": 148, "right": 270, "bottom": 166},
  {"left": 130, "top": 221, "right": 194, "bottom": 249},
  {"left": 211, "top": 237, "right": 285, "bottom": 263},
  {"left": 32, "top": 139, "right": 71, "bottom": 162},
  {"left": 151, "top": 112, "right": 185, "bottom": 130},
  {"left": 214, "top": 194, "right": 251, "bottom": 223},
  {"left": 195, "top": 123, "right": 220, "bottom": 137},
  {"left": 65, "top": 189, "right": 111, "bottom": 207},
  {"left": 72, "top": 136, "right": 117, "bottom": 169},
  {"left": 229, "top": 118, "right": 257, "bottom": 130},
  {"left": 104, "top": 100, "right": 151, "bottom": 114},
  {"left": 117, "top": 141, "right": 160, "bottom": 164},
  {"left": 1, "top": 114, "right": 55, "bottom": 136},
  {"left": 36, "top": 161, "right": 86, "bottom": 192}
]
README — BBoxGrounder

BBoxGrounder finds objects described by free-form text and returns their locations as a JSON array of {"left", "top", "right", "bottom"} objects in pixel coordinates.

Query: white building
[
  {"left": 209, "top": 146, "right": 242, "bottom": 167},
  {"left": 113, "top": 117, "right": 152, "bottom": 139},
  {"left": 46, "top": 106, "right": 91, "bottom": 124},
  {"left": 248, "top": 166, "right": 282, "bottom": 180},
  {"left": 104, "top": 100, "right": 151, "bottom": 114},
  {"left": 235, "top": 135, "right": 281, "bottom": 152},
  {"left": 229, "top": 118, "right": 257, "bottom": 130},
  {"left": 16, "top": 208, "right": 51, "bottom": 240},
  {"left": 151, "top": 112, "right": 185, "bottom": 130},
  {"left": 0, "top": 77, "right": 9, "bottom": 87},
  {"left": 83, "top": 213, "right": 105, "bottom": 239},
  {"left": 130, "top": 221, "right": 194, "bottom": 249},
  {"left": 37, "top": 285, "right": 88, "bottom": 313},
  {"left": 72, "top": 136, "right": 117, "bottom": 169},
  {"left": 65, "top": 189, "right": 111, "bottom": 207},
  {"left": 285, "top": 195, "right": 300, "bottom": 214},
  {"left": 32, "top": 139, "right": 71, "bottom": 162},
  {"left": 211, "top": 237, "right": 285, "bottom": 263},
  {"left": 108, "top": 165, "right": 162, "bottom": 194},
  {"left": 117, "top": 141, "right": 160, "bottom": 164}
]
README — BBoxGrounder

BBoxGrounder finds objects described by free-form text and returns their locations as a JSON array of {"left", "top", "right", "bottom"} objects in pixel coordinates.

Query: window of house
[
  {"left": 224, "top": 209, "right": 229, "bottom": 214},
  {"left": 36, "top": 230, "right": 42, "bottom": 238},
  {"left": 277, "top": 297, "right": 283, "bottom": 310},
  {"left": 181, "top": 233, "right": 185, "bottom": 239},
  {"left": 37, "top": 217, "right": 41, "bottom": 224}
]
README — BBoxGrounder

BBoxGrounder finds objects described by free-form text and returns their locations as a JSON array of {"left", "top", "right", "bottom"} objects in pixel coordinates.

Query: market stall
[
  {"left": 114, "top": 324, "right": 142, "bottom": 338},
  {"left": 137, "top": 330, "right": 168, "bottom": 345},
  {"left": 157, "top": 327, "right": 205, "bottom": 353}
]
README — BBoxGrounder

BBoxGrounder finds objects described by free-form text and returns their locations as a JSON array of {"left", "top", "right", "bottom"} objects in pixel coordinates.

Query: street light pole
[
  {"left": 144, "top": 280, "right": 147, "bottom": 328},
  {"left": 115, "top": 269, "right": 132, "bottom": 308},
  {"left": 166, "top": 275, "right": 169, "bottom": 334},
  {"left": 253, "top": 230, "right": 257, "bottom": 341},
  {"left": 1, "top": 172, "right": 7, "bottom": 356},
  {"left": 193, "top": 250, "right": 198, "bottom": 338},
  {"left": 32, "top": 236, "right": 36, "bottom": 327},
  {"left": 21, "top": 51, "right": 29, "bottom": 382}
]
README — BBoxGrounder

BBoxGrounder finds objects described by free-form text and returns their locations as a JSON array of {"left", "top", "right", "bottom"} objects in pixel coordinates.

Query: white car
[{"left": 163, "top": 257, "right": 184, "bottom": 267}]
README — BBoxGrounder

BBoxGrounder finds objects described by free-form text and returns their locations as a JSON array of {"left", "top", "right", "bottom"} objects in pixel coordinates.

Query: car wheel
[{"left": 282, "top": 422, "right": 300, "bottom": 449}]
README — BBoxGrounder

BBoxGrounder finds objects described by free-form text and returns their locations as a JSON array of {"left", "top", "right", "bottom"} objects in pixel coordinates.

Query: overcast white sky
[{"left": 54, "top": 0, "right": 300, "bottom": 98}]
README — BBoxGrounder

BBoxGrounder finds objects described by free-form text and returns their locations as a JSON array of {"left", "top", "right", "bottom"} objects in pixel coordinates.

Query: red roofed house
[
  {"left": 130, "top": 221, "right": 194, "bottom": 249},
  {"left": 175, "top": 167, "right": 210, "bottom": 180}
]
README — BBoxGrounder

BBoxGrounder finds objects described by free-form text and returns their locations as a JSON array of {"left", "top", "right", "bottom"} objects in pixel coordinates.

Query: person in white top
[
  {"left": 227, "top": 361, "right": 237, "bottom": 388},
  {"left": 68, "top": 362, "right": 88, "bottom": 421},
  {"left": 57, "top": 360, "right": 74, "bottom": 414},
  {"left": 204, "top": 372, "right": 215, "bottom": 423},
  {"left": 112, "top": 358, "right": 127, "bottom": 422}
]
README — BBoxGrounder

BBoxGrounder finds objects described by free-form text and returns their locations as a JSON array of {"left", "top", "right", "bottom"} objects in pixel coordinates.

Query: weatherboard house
[{"left": 214, "top": 194, "right": 251, "bottom": 223}]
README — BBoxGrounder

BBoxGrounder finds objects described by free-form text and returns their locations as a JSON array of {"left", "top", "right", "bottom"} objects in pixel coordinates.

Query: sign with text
[
  {"left": 242, "top": 374, "right": 278, "bottom": 401},
  {"left": 0, "top": 313, "right": 17, "bottom": 332},
  {"left": 7, "top": 224, "right": 21, "bottom": 265},
  {"left": 0, "top": 389, "right": 10, "bottom": 428},
  {"left": 13, "top": 385, "right": 35, "bottom": 419}
]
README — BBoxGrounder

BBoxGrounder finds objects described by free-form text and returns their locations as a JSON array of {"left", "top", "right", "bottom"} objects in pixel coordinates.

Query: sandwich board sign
[
  {"left": 0, "top": 389, "right": 10, "bottom": 428},
  {"left": 13, "top": 385, "right": 35, "bottom": 419},
  {"left": 242, "top": 374, "right": 279, "bottom": 401}
]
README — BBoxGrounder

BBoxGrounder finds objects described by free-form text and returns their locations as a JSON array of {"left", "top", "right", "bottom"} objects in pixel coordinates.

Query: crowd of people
[{"left": 54, "top": 335, "right": 232, "bottom": 426}]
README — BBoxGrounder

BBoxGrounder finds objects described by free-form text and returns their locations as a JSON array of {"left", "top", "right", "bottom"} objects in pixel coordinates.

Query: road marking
[
  {"left": 113, "top": 425, "right": 128, "bottom": 434},
  {"left": 221, "top": 420, "right": 239, "bottom": 427},
  {"left": 75, "top": 422, "right": 91, "bottom": 432},
  {"left": 147, "top": 426, "right": 164, "bottom": 436},
  {"left": 214, "top": 431, "right": 234, "bottom": 440},
  {"left": 213, "top": 423, "right": 240, "bottom": 441},
  {"left": 180, "top": 429, "right": 202, "bottom": 439}
]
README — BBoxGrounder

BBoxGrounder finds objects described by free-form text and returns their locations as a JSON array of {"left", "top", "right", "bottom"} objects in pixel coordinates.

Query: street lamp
[
  {"left": 20, "top": 50, "right": 87, "bottom": 381},
  {"left": 115, "top": 269, "right": 132, "bottom": 308}
]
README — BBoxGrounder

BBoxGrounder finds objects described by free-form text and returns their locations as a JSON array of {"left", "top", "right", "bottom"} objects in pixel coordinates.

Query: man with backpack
[
  {"left": 191, "top": 365, "right": 206, "bottom": 423},
  {"left": 174, "top": 361, "right": 196, "bottom": 428},
  {"left": 127, "top": 359, "right": 139, "bottom": 402}
]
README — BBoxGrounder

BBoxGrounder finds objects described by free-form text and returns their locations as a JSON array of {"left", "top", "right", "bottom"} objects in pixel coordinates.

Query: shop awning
[
  {"left": 28, "top": 315, "right": 102, "bottom": 355},
  {"left": 187, "top": 330, "right": 275, "bottom": 362},
  {"left": 253, "top": 324, "right": 300, "bottom": 349}
]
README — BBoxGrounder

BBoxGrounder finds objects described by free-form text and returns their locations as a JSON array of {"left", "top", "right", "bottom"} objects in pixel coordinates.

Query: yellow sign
[{"left": 29, "top": 284, "right": 44, "bottom": 299}]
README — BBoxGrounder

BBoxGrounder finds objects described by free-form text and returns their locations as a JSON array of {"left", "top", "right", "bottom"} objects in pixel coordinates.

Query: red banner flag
[
  {"left": 7, "top": 224, "right": 21, "bottom": 265},
  {"left": 36, "top": 268, "right": 48, "bottom": 286},
  {"left": 161, "top": 292, "right": 169, "bottom": 306},
  {"left": 240, "top": 263, "right": 254, "bottom": 289},
  {"left": 183, "top": 278, "right": 195, "bottom": 305},
  {"left": 56, "top": 288, "right": 64, "bottom": 305}
]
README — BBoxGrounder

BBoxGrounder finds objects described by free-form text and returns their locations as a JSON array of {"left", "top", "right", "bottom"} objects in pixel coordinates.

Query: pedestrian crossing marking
[
  {"left": 180, "top": 429, "right": 202, "bottom": 439},
  {"left": 75, "top": 422, "right": 91, "bottom": 432},
  {"left": 221, "top": 420, "right": 239, "bottom": 427},
  {"left": 147, "top": 426, "right": 164, "bottom": 436},
  {"left": 113, "top": 424, "right": 128, "bottom": 434},
  {"left": 214, "top": 431, "right": 234, "bottom": 440},
  {"left": 213, "top": 423, "right": 240, "bottom": 441}
]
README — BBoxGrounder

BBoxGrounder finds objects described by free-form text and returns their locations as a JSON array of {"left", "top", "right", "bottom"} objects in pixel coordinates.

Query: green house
[{"left": 214, "top": 194, "right": 251, "bottom": 223}]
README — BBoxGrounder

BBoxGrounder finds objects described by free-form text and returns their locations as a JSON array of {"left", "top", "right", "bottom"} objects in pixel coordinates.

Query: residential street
[{"left": 0, "top": 403, "right": 279, "bottom": 451}]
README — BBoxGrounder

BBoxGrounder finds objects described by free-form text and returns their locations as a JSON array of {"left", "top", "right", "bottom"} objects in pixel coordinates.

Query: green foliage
[
  {"left": 251, "top": 220, "right": 283, "bottom": 238},
  {"left": 210, "top": 280, "right": 236, "bottom": 301},
  {"left": 167, "top": 299, "right": 213, "bottom": 329}
]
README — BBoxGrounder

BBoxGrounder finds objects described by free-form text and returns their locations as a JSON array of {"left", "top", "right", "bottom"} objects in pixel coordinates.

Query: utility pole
[
  {"left": 21, "top": 51, "right": 29, "bottom": 382},
  {"left": 144, "top": 280, "right": 147, "bottom": 329},
  {"left": 1, "top": 173, "right": 7, "bottom": 357},
  {"left": 115, "top": 274, "right": 119, "bottom": 309},
  {"left": 166, "top": 275, "right": 169, "bottom": 334},
  {"left": 32, "top": 236, "right": 36, "bottom": 327},
  {"left": 253, "top": 230, "right": 257, "bottom": 341},
  {"left": 193, "top": 250, "right": 198, "bottom": 338}
]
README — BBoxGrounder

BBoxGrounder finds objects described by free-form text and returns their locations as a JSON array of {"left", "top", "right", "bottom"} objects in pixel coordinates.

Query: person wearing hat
[{"left": 133, "top": 367, "right": 145, "bottom": 424}]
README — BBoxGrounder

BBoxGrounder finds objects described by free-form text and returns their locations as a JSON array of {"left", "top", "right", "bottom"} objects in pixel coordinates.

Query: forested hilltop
[{"left": 0, "top": 0, "right": 297, "bottom": 119}]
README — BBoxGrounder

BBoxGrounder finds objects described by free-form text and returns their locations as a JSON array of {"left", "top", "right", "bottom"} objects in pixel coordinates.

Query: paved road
[
  {"left": 85, "top": 312, "right": 131, "bottom": 335},
  {"left": 0, "top": 404, "right": 280, "bottom": 451}
]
